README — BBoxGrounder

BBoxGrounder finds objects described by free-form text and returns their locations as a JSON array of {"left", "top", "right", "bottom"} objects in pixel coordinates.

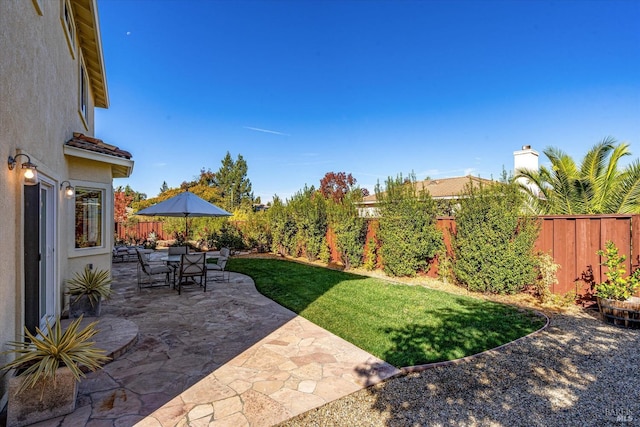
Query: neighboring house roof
[
  {"left": 72, "top": 0, "right": 109, "bottom": 108},
  {"left": 361, "top": 175, "right": 495, "bottom": 204},
  {"left": 64, "top": 133, "right": 134, "bottom": 178}
]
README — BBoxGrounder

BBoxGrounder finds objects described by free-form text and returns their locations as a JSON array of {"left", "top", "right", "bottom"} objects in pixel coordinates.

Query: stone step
[{"left": 60, "top": 317, "right": 138, "bottom": 365}]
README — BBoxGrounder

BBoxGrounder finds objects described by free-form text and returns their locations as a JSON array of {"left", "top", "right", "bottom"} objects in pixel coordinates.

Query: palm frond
[{"left": 605, "top": 159, "right": 640, "bottom": 214}]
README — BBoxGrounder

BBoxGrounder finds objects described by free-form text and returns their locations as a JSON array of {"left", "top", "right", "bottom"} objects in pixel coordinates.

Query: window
[
  {"left": 75, "top": 187, "right": 103, "bottom": 248},
  {"left": 61, "top": 0, "right": 75, "bottom": 57},
  {"left": 79, "top": 61, "right": 88, "bottom": 122}
]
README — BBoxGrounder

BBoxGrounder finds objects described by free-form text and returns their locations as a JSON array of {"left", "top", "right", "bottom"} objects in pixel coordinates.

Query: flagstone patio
[{"left": 20, "top": 251, "right": 399, "bottom": 426}]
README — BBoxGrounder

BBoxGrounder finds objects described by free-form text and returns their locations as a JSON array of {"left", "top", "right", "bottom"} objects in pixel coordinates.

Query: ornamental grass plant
[
  {"left": 66, "top": 266, "right": 112, "bottom": 307},
  {"left": 0, "top": 316, "right": 110, "bottom": 394}
]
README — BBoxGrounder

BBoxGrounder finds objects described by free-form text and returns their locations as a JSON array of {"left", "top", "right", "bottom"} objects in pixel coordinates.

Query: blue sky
[{"left": 95, "top": 0, "right": 640, "bottom": 203}]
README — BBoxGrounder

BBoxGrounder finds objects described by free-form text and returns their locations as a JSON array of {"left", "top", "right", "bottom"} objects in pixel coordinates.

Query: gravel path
[{"left": 280, "top": 310, "right": 639, "bottom": 426}]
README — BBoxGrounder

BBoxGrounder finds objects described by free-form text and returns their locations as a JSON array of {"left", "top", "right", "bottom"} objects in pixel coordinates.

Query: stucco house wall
[{"left": 0, "top": 0, "right": 132, "bottom": 409}]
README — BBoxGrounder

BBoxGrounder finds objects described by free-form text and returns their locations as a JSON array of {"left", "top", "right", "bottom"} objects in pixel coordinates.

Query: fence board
[
  {"left": 115, "top": 221, "right": 169, "bottom": 242},
  {"left": 557, "top": 219, "right": 577, "bottom": 294},
  {"left": 633, "top": 215, "right": 640, "bottom": 272},
  {"left": 535, "top": 218, "right": 553, "bottom": 255}
]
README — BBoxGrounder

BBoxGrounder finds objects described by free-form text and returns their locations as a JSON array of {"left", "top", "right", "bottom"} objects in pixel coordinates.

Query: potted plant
[
  {"left": 595, "top": 241, "right": 640, "bottom": 328},
  {"left": 0, "top": 316, "right": 110, "bottom": 426},
  {"left": 66, "top": 266, "right": 112, "bottom": 317}
]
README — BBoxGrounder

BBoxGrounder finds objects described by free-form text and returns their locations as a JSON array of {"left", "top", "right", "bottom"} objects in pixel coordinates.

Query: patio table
[{"left": 161, "top": 255, "right": 219, "bottom": 287}]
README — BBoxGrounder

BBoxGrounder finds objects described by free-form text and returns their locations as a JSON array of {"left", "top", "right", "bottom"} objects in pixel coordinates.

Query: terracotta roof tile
[{"left": 65, "top": 132, "right": 132, "bottom": 159}]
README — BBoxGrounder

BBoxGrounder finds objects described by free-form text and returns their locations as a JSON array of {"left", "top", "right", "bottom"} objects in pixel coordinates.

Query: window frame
[
  {"left": 78, "top": 57, "right": 89, "bottom": 128},
  {"left": 32, "top": 0, "right": 43, "bottom": 16},
  {"left": 60, "top": 0, "right": 76, "bottom": 58},
  {"left": 69, "top": 181, "right": 112, "bottom": 258}
]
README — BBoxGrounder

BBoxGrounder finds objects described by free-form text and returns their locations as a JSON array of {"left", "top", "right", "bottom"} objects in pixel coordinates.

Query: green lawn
[{"left": 227, "top": 257, "right": 546, "bottom": 368}]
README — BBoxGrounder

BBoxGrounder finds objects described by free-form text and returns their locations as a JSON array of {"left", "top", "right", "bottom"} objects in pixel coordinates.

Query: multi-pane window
[
  {"left": 61, "top": 0, "right": 75, "bottom": 57},
  {"left": 75, "top": 188, "right": 103, "bottom": 248}
]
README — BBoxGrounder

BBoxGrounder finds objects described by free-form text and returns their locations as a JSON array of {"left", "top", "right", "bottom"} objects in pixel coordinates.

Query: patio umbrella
[{"left": 135, "top": 191, "right": 231, "bottom": 244}]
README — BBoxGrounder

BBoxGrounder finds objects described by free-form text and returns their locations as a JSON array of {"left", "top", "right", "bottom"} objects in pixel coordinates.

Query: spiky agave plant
[
  {"left": 66, "top": 266, "right": 112, "bottom": 307},
  {"left": 0, "top": 316, "right": 110, "bottom": 394}
]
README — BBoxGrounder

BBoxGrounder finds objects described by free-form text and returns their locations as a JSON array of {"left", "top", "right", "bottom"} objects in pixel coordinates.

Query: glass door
[{"left": 38, "top": 178, "right": 56, "bottom": 329}]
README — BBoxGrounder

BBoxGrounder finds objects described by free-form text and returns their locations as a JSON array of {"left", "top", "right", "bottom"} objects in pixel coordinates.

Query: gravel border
[{"left": 281, "top": 310, "right": 640, "bottom": 426}]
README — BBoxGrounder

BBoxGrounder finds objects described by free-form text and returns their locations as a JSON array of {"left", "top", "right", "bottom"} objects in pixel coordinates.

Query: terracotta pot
[
  {"left": 7, "top": 366, "right": 78, "bottom": 426},
  {"left": 597, "top": 296, "right": 640, "bottom": 329}
]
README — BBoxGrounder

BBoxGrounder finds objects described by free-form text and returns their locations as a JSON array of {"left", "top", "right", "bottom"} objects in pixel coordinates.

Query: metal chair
[
  {"left": 168, "top": 246, "right": 188, "bottom": 256},
  {"left": 177, "top": 253, "right": 207, "bottom": 295},
  {"left": 136, "top": 249, "right": 171, "bottom": 290},
  {"left": 167, "top": 246, "right": 188, "bottom": 286},
  {"left": 207, "top": 247, "right": 230, "bottom": 282},
  {"left": 207, "top": 256, "right": 228, "bottom": 282}
]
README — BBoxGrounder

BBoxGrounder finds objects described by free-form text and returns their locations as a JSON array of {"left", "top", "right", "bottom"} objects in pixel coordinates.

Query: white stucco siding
[{"left": 0, "top": 0, "right": 108, "bottom": 407}]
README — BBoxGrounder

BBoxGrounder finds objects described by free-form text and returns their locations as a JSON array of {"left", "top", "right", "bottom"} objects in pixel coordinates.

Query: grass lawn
[{"left": 227, "top": 257, "right": 546, "bottom": 368}]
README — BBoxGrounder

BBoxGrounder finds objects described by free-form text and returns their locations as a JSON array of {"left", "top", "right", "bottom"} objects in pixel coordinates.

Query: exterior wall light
[
  {"left": 60, "top": 180, "right": 75, "bottom": 199},
  {"left": 7, "top": 153, "right": 38, "bottom": 185}
]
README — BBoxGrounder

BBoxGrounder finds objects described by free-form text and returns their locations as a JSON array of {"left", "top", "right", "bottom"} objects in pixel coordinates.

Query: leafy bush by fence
[
  {"left": 451, "top": 181, "right": 539, "bottom": 294},
  {"left": 375, "top": 174, "right": 443, "bottom": 277}
]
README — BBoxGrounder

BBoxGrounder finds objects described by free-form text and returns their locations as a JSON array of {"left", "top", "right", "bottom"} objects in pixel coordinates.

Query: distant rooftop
[{"left": 362, "top": 175, "right": 495, "bottom": 203}]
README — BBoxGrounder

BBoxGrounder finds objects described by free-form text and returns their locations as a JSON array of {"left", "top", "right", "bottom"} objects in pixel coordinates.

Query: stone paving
[{"left": 21, "top": 251, "right": 399, "bottom": 426}]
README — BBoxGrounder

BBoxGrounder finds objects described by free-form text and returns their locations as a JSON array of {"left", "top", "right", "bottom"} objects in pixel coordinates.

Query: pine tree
[{"left": 214, "top": 152, "right": 253, "bottom": 211}]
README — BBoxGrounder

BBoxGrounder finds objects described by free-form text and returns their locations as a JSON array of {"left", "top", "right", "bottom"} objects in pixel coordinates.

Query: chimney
[
  {"left": 514, "top": 145, "right": 539, "bottom": 174},
  {"left": 514, "top": 145, "right": 539, "bottom": 194}
]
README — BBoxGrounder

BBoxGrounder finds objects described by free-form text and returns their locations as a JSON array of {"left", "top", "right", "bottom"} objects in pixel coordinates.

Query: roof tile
[{"left": 65, "top": 132, "right": 132, "bottom": 159}]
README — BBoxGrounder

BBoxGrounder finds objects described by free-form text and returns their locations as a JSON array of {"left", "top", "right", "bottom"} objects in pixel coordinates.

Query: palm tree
[{"left": 516, "top": 137, "right": 640, "bottom": 214}]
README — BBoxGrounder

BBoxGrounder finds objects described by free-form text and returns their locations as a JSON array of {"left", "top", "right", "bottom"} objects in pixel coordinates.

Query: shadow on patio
[{"left": 46, "top": 251, "right": 399, "bottom": 426}]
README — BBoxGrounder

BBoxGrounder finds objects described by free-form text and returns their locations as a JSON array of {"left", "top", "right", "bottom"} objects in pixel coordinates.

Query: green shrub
[
  {"left": 436, "top": 249, "right": 454, "bottom": 284},
  {"left": 268, "top": 196, "right": 296, "bottom": 256},
  {"left": 532, "top": 252, "right": 560, "bottom": 303},
  {"left": 375, "top": 173, "right": 443, "bottom": 277},
  {"left": 452, "top": 181, "right": 539, "bottom": 294},
  {"left": 240, "top": 211, "right": 272, "bottom": 252},
  {"left": 294, "top": 188, "right": 328, "bottom": 261},
  {"left": 327, "top": 190, "right": 366, "bottom": 270},
  {"left": 206, "top": 222, "right": 244, "bottom": 251},
  {"left": 363, "top": 236, "right": 378, "bottom": 271},
  {"left": 595, "top": 240, "right": 640, "bottom": 300},
  {"left": 319, "top": 237, "right": 331, "bottom": 264}
]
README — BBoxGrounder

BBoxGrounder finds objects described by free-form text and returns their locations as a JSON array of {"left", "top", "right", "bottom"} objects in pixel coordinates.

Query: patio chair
[
  {"left": 206, "top": 256, "right": 228, "bottom": 282},
  {"left": 168, "top": 246, "right": 188, "bottom": 256},
  {"left": 113, "top": 246, "right": 130, "bottom": 262},
  {"left": 177, "top": 253, "right": 207, "bottom": 295},
  {"left": 167, "top": 246, "right": 188, "bottom": 286},
  {"left": 136, "top": 249, "right": 171, "bottom": 290}
]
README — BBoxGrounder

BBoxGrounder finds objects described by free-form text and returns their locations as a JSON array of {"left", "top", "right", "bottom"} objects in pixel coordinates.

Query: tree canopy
[
  {"left": 320, "top": 172, "right": 357, "bottom": 203},
  {"left": 516, "top": 138, "right": 640, "bottom": 214},
  {"left": 214, "top": 152, "right": 253, "bottom": 211}
]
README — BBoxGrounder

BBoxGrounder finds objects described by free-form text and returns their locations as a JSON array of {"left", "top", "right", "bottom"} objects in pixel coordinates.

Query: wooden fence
[
  {"left": 115, "top": 221, "right": 169, "bottom": 242},
  {"left": 119, "top": 215, "right": 640, "bottom": 297},
  {"left": 533, "top": 215, "right": 639, "bottom": 295},
  {"left": 351, "top": 215, "right": 639, "bottom": 297}
]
